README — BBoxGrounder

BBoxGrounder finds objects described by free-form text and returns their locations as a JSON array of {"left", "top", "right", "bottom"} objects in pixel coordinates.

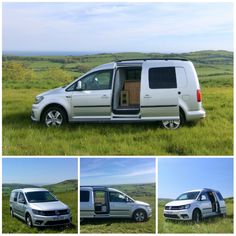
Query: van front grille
[{"left": 43, "top": 209, "right": 68, "bottom": 216}]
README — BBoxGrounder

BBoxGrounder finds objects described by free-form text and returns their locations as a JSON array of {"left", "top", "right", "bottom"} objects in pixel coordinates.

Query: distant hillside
[
  {"left": 2, "top": 179, "right": 78, "bottom": 195},
  {"left": 2, "top": 183, "right": 39, "bottom": 195},
  {"left": 108, "top": 183, "right": 155, "bottom": 197},
  {"left": 2, "top": 50, "right": 233, "bottom": 89},
  {"left": 43, "top": 179, "right": 78, "bottom": 193},
  {"left": 3, "top": 50, "right": 233, "bottom": 66}
]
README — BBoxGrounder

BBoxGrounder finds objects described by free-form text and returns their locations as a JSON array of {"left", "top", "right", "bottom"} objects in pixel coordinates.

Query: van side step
[
  {"left": 113, "top": 106, "right": 140, "bottom": 115},
  {"left": 112, "top": 115, "right": 141, "bottom": 120}
]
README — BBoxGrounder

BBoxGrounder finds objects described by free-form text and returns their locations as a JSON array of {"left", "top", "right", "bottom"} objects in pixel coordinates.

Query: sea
[{"left": 2, "top": 51, "right": 106, "bottom": 56}]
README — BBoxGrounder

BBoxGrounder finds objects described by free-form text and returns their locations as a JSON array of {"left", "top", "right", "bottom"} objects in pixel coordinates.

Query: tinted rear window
[
  {"left": 216, "top": 192, "right": 224, "bottom": 201},
  {"left": 80, "top": 190, "right": 90, "bottom": 202},
  {"left": 149, "top": 67, "right": 177, "bottom": 89}
]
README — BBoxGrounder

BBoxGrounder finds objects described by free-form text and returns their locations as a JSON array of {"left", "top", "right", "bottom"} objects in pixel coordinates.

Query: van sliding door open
[{"left": 94, "top": 190, "right": 110, "bottom": 214}]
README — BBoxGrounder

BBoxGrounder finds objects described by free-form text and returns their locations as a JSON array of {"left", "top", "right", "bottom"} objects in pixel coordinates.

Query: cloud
[{"left": 2, "top": 2, "right": 233, "bottom": 52}]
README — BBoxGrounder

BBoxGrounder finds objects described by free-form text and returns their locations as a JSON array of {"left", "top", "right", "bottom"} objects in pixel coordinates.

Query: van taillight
[{"left": 197, "top": 89, "right": 202, "bottom": 102}]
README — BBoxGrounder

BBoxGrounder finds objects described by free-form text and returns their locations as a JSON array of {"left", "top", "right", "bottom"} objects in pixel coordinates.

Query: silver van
[
  {"left": 164, "top": 188, "right": 226, "bottom": 223},
  {"left": 80, "top": 186, "right": 152, "bottom": 222},
  {"left": 31, "top": 59, "right": 205, "bottom": 129},
  {"left": 10, "top": 188, "right": 72, "bottom": 227}
]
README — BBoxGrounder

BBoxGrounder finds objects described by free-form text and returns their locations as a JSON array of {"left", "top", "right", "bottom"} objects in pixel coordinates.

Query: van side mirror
[
  {"left": 18, "top": 199, "right": 26, "bottom": 204},
  {"left": 14, "top": 197, "right": 17, "bottom": 202},
  {"left": 76, "top": 81, "right": 83, "bottom": 91},
  {"left": 125, "top": 197, "right": 131, "bottom": 203}
]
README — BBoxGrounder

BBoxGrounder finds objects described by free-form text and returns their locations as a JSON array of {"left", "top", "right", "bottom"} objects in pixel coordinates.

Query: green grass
[
  {"left": 158, "top": 198, "right": 234, "bottom": 233},
  {"left": 2, "top": 51, "right": 233, "bottom": 155},
  {"left": 2, "top": 86, "right": 233, "bottom": 155},
  {"left": 80, "top": 183, "right": 156, "bottom": 234},
  {"left": 2, "top": 191, "right": 78, "bottom": 233}
]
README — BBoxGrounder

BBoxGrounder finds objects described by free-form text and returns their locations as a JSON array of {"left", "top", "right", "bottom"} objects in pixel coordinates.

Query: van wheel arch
[
  {"left": 179, "top": 107, "right": 186, "bottom": 124},
  {"left": 41, "top": 104, "right": 68, "bottom": 126},
  {"left": 132, "top": 209, "right": 147, "bottom": 222}
]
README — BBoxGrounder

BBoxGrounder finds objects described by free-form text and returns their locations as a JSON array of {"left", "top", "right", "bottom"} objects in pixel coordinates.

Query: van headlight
[
  {"left": 32, "top": 209, "right": 45, "bottom": 215},
  {"left": 67, "top": 208, "right": 71, "bottom": 214},
  {"left": 34, "top": 96, "right": 44, "bottom": 104},
  {"left": 178, "top": 204, "right": 191, "bottom": 210}
]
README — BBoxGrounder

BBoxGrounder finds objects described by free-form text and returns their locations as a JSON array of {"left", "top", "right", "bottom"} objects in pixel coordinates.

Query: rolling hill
[{"left": 2, "top": 179, "right": 78, "bottom": 195}]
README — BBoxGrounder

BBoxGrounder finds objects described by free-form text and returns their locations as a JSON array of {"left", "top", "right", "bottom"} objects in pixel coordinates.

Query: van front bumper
[
  {"left": 164, "top": 209, "right": 191, "bottom": 220},
  {"left": 185, "top": 108, "right": 206, "bottom": 122},
  {"left": 147, "top": 207, "right": 152, "bottom": 218},
  {"left": 31, "top": 104, "right": 43, "bottom": 122},
  {"left": 32, "top": 213, "right": 72, "bottom": 226}
]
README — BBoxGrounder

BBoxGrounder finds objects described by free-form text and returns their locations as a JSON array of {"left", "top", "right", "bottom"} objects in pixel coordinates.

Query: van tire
[
  {"left": 26, "top": 213, "right": 33, "bottom": 228},
  {"left": 133, "top": 209, "right": 147, "bottom": 222},
  {"left": 42, "top": 106, "right": 67, "bottom": 127},
  {"left": 192, "top": 209, "right": 201, "bottom": 224},
  {"left": 10, "top": 208, "right": 14, "bottom": 218},
  {"left": 162, "top": 109, "right": 185, "bottom": 129},
  {"left": 179, "top": 109, "right": 185, "bottom": 124}
]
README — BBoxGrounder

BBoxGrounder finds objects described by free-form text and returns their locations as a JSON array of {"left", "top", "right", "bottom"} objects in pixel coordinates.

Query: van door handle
[
  {"left": 101, "top": 94, "right": 109, "bottom": 99},
  {"left": 144, "top": 94, "right": 152, "bottom": 98}
]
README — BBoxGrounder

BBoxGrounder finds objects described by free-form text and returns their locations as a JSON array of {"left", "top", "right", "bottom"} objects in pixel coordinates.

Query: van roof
[
  {"left": 12, "top": 188, "right": 48, "bottom": 193},
  {"left": 186, "top": 188, "right": 218, "bottom": 193},
  {"left": 80, "top": 186, "right": 121, "bottom": 192},
  {"left": 116, "top": 58, "right": 189, "bottom": 62},
  {"left": 90, "top": 59, "right": 192, "bottom": 72}
]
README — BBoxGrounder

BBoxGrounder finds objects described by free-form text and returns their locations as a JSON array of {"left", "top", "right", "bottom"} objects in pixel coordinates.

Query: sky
[
  {"left": 80, "top": 158, "right": 156, "bottom": 185},
  {"left": 158, "top": 158, "right": 233, "bottom": 199},
  {"left": 2, "top": 158, "right": 78, "bottom": 185},
  {"left": 2, "top": 2, "right": 233, "bottom": 53}
]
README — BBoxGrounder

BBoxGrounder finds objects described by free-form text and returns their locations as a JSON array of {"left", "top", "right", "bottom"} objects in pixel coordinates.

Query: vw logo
[{"left": 55, "top": 210, "right": 60, "bottom": 215}]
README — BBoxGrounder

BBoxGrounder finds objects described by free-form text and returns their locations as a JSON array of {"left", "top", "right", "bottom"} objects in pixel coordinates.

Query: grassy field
[
  {"left": 158, "top": 198, "right": 234, "bottom": 233},
  {"left": 2, "top": 180, "right": 78, "bottom": 233},
  {"left": 80, "top": 183, "right": 156, "bottom": 234},
  {"left": 2, "top": 50, "right": 233, "bottom": 155}
]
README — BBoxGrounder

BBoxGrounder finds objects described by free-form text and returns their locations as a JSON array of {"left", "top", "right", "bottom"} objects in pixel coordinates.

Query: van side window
[
  {"left": 216, "top": 192, "right": 224, "bottom": 201},
  {"left": 175, "top": 67, "right": 187, "bottom": 88},
  {"left": 80, "top": 190, "right": 90, "bottom": 202},
  {"left": 109, "top": 192, "right": 126, "bottom": 202},
  {"left": 200, "top": 193, "right": 208, "bottom": 201},
  {"left": 12, "top": 192, "right": 19, "bottom": 202},
  {"left": 148, "top": 67, "right": 177, "bottom": 89},
  {"left": 67, "top": 70, "right": 113, "bottom": 91},
  {"left": 18, "top": 192, "right": 25, "bottom": 202}
]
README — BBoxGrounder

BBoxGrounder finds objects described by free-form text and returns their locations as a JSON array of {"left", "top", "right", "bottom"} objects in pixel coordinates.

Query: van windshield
[
  {"left": 25, "top": 191, "right": 58, "bottom": 203},
  {"left": 176, "top": 191, "right": 200, "bottom": 200}
]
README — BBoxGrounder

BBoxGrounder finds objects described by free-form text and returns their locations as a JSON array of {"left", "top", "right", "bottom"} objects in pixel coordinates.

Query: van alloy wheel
[
  {"left": 195, "top": 211, "right": 200, "bottom": 223},
  {"left": 45, "top": 110, "right": 63, "bottom": 127},
  {"left": 162, "top": 120, "right": 180, "bottom": 129},
  {"left": 26, "top": 215, "right": 33, "bottom": 227},
  {"left": 134, "top": 211, "right": 145, "bottom": 222},
  {"left": 192, "top": 209, "right": 201, "bottom": 224}
]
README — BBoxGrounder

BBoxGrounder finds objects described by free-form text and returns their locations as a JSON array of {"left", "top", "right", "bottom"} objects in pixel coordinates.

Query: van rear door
[{"left": 140, "top": 62, "right": 179, "bottom": 120}]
